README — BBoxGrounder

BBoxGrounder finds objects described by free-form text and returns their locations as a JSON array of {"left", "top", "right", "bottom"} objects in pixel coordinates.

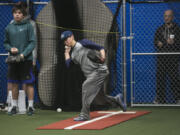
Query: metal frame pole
[
  {"left": 122, "top": 0, "right": 127, "bottom": 104},
  {"left": 0, "top": 2, "right": 48, "bottom": 5},
  {"left": 129, "top": 0, "right": 134, "bottom": 107},
  {"left": 26, "top": 0, "right": 30, "bottom": 15}
]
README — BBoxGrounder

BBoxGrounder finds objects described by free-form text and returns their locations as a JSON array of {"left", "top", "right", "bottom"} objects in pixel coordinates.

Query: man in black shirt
[{"left": 154, "top": 9, "right": 180, "bottom": 104}]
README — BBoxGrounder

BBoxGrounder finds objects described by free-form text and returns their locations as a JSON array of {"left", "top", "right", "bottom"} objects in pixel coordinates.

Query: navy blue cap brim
[{"left": 61, "top": 31, "right": 73, "bottom": 41}]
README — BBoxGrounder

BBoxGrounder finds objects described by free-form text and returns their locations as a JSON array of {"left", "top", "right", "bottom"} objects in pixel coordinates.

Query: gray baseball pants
[{"left": 80, "top": 69, "right": 117, "bottom": 119}]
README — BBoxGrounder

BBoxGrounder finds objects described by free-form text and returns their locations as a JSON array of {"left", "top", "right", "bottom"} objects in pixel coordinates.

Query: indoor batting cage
[{"left": 0, "top": 0, "right": 180, "bottom": 110}]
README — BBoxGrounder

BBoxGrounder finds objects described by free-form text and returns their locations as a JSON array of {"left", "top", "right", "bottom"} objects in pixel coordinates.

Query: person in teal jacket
[
  {"left": 4, "top": 3, "right": 36, "bottom": 115},
  {"left": 5, "top": 1, "right": 38, "bottom": 114}
]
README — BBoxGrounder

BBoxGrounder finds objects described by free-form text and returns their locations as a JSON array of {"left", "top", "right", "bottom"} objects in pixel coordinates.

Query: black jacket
[{"left": 154, "top": 22, "right": 180, "bottom": 52}]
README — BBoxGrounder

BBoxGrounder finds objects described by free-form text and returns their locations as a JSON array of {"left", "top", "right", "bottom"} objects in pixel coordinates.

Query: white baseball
[
  {"left": 65, "top": 46, "right": 70, "bottom": 49},
  {"left": 57, "top": 108, "right": 62, "bottom": 112}
]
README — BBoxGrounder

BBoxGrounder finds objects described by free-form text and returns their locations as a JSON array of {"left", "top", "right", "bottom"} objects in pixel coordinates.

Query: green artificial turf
[{"left": 0, "top": 107, "right": 180, "bottom": 135}]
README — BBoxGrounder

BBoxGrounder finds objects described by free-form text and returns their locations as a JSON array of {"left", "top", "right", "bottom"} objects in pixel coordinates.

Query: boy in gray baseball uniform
[{"left": 62, "top": 31, "right": 126, "bottom": 121}]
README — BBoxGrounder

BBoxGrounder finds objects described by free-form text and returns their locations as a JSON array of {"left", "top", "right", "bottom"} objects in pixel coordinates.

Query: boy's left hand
[{"left": 11, "top": 47, "right": 18, "bottom": 54}]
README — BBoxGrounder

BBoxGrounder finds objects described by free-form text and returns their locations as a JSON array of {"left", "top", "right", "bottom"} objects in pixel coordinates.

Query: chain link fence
[
  {"left": 131, "top": 1, "right": 180, "bottom": 106},
  {"left": 0, "top": 4, "right": 13, "bottom": 103}
]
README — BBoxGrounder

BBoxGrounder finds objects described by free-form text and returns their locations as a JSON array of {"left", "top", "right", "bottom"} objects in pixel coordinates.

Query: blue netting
[{"left": 105, "top": 2, "right": 123, "bottom": 96}]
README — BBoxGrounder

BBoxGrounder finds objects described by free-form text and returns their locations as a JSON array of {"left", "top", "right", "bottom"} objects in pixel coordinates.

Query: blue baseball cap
[{"left": 60, "top": 31, "right": 73, "bottom": 41}]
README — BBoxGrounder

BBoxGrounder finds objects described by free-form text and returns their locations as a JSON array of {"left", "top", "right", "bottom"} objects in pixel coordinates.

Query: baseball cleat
[
  {"left": 115, "top": 94, "right": 127, "bottom": 112},
  {"left": 8, "top": 106, "right": 17, "bottom": 115},
  {"left": 27, "top": 107, "right": 34, "bottom": 116},
  {"left": 74, "top": 116, "right": 89, "bottom": 121}
]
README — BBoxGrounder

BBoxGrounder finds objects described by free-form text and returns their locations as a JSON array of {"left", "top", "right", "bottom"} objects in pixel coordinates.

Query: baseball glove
[
  {"left": 5, "top": 55, "right": 24, "bottom": 64},
  {"left": 87, "top": 50, "right": 104, "bottom": 64}
]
